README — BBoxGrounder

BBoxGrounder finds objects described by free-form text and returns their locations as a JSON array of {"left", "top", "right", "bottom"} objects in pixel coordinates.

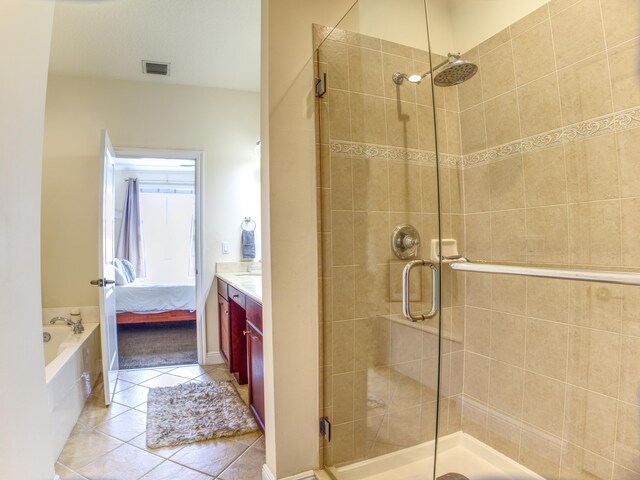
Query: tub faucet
[{"left": 50, "top": 316, "right": 84, "bottom": 334}]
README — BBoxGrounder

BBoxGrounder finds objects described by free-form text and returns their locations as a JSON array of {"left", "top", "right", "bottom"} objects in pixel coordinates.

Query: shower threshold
[{"left": 329, "top": 432, "right": 544, "bottom": 480}]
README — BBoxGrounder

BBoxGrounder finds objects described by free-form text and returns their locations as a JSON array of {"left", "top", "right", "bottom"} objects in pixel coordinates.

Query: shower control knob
[
  {"left": 402, "top": 236, "right": 420, "bottom": 249},
  {"left": 391, "top": 224, "right": 421, "bottom": 260}
]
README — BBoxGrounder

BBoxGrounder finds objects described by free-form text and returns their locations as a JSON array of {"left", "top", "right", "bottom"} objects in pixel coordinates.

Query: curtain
[
  {"left": 116, "top": 178, "right": 146, "bottom": 277},
  {"left": 188, "top": 213, "right": 196, "bottom": 277}
]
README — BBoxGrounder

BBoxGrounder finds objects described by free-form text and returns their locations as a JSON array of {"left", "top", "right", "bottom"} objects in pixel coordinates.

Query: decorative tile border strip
[
  {"left": 329, "top": 106, "right": 640, "bottom": 170},
  {"left": 329, "top": 141, "right": 462, "bottom": 168},
  {"left": 463, "top": 105, "right": 640, "bottom": 169}
]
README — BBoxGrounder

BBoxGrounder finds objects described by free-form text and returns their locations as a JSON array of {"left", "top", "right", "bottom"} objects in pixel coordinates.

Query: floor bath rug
[{"left": 146, "top": 380, "right": 258, "bottom": 448}]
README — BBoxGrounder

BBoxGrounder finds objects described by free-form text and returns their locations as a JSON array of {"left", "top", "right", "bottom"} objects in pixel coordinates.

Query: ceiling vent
[{"left": 142, "top": 60, "right": 171, "bottom": 76}]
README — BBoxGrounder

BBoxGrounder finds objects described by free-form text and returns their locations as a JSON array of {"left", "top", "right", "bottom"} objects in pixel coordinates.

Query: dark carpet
[{"left": 117, "top": 321, "right": 197, "bottom": 369}]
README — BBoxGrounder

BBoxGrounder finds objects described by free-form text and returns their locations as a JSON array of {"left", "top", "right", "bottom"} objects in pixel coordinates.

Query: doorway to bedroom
[{"left": 113, "top": 154, "right": 201, "bottom": 370}]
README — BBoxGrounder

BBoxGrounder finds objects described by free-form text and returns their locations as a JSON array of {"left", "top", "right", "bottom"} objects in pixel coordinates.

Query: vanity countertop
[{"left": 216, "top": 272, "right": 262, "bottom": 304}]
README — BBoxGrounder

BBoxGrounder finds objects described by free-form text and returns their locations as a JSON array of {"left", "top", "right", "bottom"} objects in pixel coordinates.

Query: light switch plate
[{"left": 222, "top": 241, "right": 230, "bottom": 254}]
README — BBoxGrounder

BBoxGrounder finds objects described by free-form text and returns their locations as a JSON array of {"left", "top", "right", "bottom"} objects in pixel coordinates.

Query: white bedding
[{"left": 115, "top": 281, "right": 196, "bottom": 314}]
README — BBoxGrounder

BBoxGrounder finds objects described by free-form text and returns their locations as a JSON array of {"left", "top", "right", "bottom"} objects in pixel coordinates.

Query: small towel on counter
[{"left": 242, "top": 229, "right": 256, "bottom": 259}]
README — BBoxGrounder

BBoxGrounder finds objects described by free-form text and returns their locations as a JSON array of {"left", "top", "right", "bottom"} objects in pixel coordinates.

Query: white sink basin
[{"left": 235, "top": 272, "right": 262, "bottom": 277}]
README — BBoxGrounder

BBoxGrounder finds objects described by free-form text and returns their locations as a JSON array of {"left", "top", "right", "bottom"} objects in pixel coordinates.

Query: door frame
[{"left": 113, "top": 147, "right": 207, "bottom": 365}]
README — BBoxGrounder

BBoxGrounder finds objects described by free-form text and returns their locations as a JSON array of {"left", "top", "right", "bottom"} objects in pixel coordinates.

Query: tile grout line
[{"left": 215, "top": 434, "right": 265, "bottom": 480}]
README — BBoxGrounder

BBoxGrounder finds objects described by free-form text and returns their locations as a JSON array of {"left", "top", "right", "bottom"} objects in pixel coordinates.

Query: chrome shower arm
[
  {"left": 393, "top": 53, "right": 462, "bottom": 85},
  {"left": 418, "top": 56, "right": 452, "bottom": 81}
]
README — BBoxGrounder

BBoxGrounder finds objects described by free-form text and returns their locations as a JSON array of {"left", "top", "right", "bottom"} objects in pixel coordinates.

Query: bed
[{"left": 115, "top": 281, "right": 196, "bottom": 325}]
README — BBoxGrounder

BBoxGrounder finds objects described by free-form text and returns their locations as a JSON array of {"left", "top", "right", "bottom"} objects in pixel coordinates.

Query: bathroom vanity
[{"left": 216, "top": 272, "right": 264, "bottom": 430}]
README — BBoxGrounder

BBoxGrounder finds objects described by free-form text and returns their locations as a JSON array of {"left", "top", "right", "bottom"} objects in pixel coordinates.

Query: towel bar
[
  {"left": 446, "top": 256, "right": 640, "bottom": 286},
  {"left": 242, "top": 217, "right": 257, "bottom": 231}
]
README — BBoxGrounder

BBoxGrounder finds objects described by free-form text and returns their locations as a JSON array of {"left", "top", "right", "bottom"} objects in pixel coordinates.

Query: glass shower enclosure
[{"left": 316, "top": 0, "right": 640, "bottom": 479}]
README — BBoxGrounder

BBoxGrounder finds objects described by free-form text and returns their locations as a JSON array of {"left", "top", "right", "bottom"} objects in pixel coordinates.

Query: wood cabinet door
[
  {"left": 229, "top": 297, "right": 248, "bottom": 384},
  {"left": 246, "top": 297, "right": 262, "bottom": 332},
  {"left": 247, "top": 321, "right": 265, "bottom": 430},
  {"left": 218, "top": 295, "right": 230, "bottom": 366}
]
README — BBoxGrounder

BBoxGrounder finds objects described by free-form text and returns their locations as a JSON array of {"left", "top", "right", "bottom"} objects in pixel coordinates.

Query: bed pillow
[
  {"left": 114, "top": 267, "right": 129, "bottom": 286},
  {"left": 120, "top": 259, "right": 136, "bottom": 282},
  {"left": 113, "top": 258, "right": 130, "bottom": 286}
]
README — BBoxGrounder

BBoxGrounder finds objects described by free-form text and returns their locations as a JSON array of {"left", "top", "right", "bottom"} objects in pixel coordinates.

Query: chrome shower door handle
[{"left": 402, "top": 259, "right": 439, "bottom": 322}]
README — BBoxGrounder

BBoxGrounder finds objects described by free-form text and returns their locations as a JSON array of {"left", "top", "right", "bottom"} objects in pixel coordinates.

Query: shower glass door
[
  {"left": 315, "top": 0, "right": 455, "bottom": 477},
  {"left": 425, "top": 0, "right": 640, "bottom": 479}
]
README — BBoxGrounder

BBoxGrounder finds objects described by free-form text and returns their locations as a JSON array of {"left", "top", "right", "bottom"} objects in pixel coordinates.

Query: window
[{"left": 139, "top": 189, "right": 195, "bottom": 284}]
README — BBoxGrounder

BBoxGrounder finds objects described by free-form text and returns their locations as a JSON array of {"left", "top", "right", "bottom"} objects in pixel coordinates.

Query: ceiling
[{"left": 49, "top": 0, "right": 261, "bottom": 92}]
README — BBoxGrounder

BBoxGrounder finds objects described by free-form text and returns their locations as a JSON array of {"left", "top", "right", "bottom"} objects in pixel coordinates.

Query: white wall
[
  {"left": 0, "top": 1, "right": 56, "bottom": 479},
  {"left": 449, "top": 0, "right": 549, "bottom": 52},
  {"left": 41, "top": 75, "right": 260, "bottom": 359},
  {"left": 336, "top": 0, "right": 549, "bottom": 56},
  {"left": 426, "top": 0, "right": 455, "bottom": 55},
  {"left": 339, "top": 0, "right": 431, "bottom": 51}
]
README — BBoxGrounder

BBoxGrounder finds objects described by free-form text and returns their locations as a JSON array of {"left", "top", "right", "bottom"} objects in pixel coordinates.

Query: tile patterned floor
[{"left": 55, "top": 364, "right": 264, "bottom": 480}]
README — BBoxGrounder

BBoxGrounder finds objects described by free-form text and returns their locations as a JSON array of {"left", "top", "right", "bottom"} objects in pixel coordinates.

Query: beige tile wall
[
  {"left": 316, "top": 26, "right": 467, "bottom": 467},
  {"left": 458, "top": 1, "right": 640, "bottom": 479}
]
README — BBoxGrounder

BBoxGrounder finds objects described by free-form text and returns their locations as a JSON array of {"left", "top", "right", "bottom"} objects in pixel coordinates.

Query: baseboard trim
[
  {"left": 262, "top": 465, "right": 275, "bottom": 480},
  {"left": 262, "top": 464, "right": 316, "bottom": 480},
  {"left": 313, "top": 470, "right": 333, "bottom": 480},
  {"left": 204, "top": 351, "right": 224, "bottom": 365}
]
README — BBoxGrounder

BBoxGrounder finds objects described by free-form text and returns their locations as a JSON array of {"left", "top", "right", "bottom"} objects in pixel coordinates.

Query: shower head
[
  {"left": 433, "top": 58, "right": 478, "bottom": 87},
  {"left": 392, "top": 53, "right": 478, "bottom": 87}
]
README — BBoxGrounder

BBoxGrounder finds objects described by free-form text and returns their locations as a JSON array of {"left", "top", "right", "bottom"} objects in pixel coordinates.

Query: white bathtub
[{"left": 43, "top": 323, "right": 101, "bottom": 461}]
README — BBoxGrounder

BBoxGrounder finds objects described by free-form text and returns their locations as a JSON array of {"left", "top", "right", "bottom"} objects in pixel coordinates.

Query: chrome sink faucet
[{"left": 50, "top": 316, "right": 84, "bottom": 334}]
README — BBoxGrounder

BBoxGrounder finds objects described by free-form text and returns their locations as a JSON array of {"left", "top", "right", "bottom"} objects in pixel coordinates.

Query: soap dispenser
[{"left": 70, "top": 308, "right": 82, "bottom": 324}]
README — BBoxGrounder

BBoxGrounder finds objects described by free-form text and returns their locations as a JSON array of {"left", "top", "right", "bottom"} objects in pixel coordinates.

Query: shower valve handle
[{"left": 402, "top": 236, "right": 420, "bottom": 249}]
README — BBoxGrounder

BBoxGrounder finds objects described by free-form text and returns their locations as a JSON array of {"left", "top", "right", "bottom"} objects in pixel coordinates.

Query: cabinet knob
[
  {"left": 233, "top": 294, "right": 239, "bottom": 299},
  {"left": 243, "top": 330, "right": 251, "bottom": 336}
]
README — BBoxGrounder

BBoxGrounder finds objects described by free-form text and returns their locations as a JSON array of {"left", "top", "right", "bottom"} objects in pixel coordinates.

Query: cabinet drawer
[
  {"left": 217, "top": 278, "right": 228, "bottom": 298},
  {"left": 228, "top": 286, "right": 246, "bottom": 308},
  {"left": 246, "top": 297, "right": 262, "bottom": 334}
]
